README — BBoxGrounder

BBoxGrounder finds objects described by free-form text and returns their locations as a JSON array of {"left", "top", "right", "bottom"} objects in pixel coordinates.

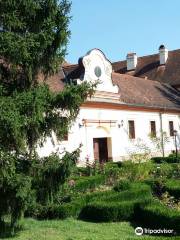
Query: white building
[{"left": 38, "top": 47, "right": 180, "bottom": 165}]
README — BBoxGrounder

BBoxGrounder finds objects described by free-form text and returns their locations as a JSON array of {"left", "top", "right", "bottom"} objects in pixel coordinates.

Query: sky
[{"left": 66, "top": 0, "right": 180, "bottom": 64}]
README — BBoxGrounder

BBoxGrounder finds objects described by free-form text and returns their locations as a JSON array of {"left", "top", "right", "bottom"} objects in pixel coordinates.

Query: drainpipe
[{"left": 159, "top": 112, "right": 165, "bottom": 157}]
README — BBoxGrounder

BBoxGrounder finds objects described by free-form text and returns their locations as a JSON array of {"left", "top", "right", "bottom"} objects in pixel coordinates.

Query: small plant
[
  {"left": 164, "top": 179, "right": 180, "bottom": 199},
  {"left": 113, "top": 179, "right": 131, "bottom": 191},
  {"left": 149, "top": 131, "right": 170, "bottom": 157},
  {"left": 119, "top": 161, "right": 153, "bottom": 181}
]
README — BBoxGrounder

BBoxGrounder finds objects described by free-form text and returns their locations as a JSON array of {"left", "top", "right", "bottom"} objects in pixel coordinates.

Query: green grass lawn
[{"left": 1, "top": 218, "right": 179, "bottom": 240}]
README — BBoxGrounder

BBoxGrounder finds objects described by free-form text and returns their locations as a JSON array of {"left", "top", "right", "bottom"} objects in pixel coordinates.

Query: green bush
[
  {"left": 80, "top": 187, "right": 152, "bottom": 222},
  {"left": 164, "top": 179, "right": 180, "bottom": 199},
  {"left": 70, "top": 166, "right": 90, "bottom": 177},
  {"left": 26, "top": 198, "right": 86, "bottom": 220},
  {"left": 118, "top": 161, "right": 153, "bottom": 181},
  {"left": 104, "top": 163, "right": 120, "bottom": 184},
  {"left": 71, "top": 175, "right": 106, "bottom": 193},
  {"left": 113, "top": 179, "right": 131, "bottom": 191},
  {"left": 0, "top": 152, "right": 33, "bottom": 231},
  {"left": 104, "top": 162, "right": 121, "bottom": 169},
  {"left": 135, "top": 200, "right": 180, "bottom": 234},
  {"left": 33, "top": 150, "right": 79, "bottom": 205},
  {"left": 151, "top": 156, "right": 180, "bottom": 164},
  {"left": 169, "top": 152, "right": 180, "bottom": 159},
  {"left": 144, "top": 178, "right": 164, "bottom": 196},
  {"left": 152, "top": 163, "right": 176, "bottom": 179},
  {"left": 114, "top": 180, "right": 152, "bottom": 192},
  {"left": 80, "top": 201, "right": 135, "bottom": 222}
]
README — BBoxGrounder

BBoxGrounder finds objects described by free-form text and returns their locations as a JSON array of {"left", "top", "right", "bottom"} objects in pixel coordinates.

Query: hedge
[
  {"left": 164, "top": 179, "right": 180, "bottom": 199},
  {"left": 114, "top": 180, "right": 151, "bottom": 192},
  {"left": 151, "top": 162, "right": 180, "bottom": 179},
  {"left": 113, "top": 179, "right": 131, "bottom": 191},
  {"left": 151, "top": 156, "right": 180, "bottom": 164},
  {"left": 25, "top": 198, "right": 86, "bottom": 220},
  {"left": 72, "top": 175, "right": 106, "bottom": 193},
  {"left": 80, "top": 187, "right": 152, "bottom": 222},
  {"left": 80, "top": 201, "right": 135, "bottom": 222},
  {"left": 135, "top": 200, "right": 180, "bottom": 234}
]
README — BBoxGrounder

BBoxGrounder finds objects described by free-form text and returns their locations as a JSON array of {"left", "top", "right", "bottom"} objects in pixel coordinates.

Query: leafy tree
[{"left": 0, "top": 0, "right": 96, "bottom": 232}]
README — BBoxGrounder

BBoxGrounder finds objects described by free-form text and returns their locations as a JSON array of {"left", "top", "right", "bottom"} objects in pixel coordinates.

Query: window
[
  {"left": 150, "top": 121, "right": 156, "bottom": 137},
  {"left": 169, "top": 121, "right": 174, "bottom": 136},
  {"left": 128, "top": 120, "right": 135, "bottom": 139}
]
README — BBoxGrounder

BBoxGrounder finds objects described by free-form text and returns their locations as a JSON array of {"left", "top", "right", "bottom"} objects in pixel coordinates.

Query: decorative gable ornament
[{"left": 81, "top": 49, "right": 119, "bottom": 93}]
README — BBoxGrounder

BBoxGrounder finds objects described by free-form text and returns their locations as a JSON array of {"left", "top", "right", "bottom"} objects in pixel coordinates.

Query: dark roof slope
[
  {"left": 38, "top": 68, "right": 65, "bottom": 92},
  {"left": 37, "top": 65, "right": 180, "bottom": 111},
  {"left": 112, "top": 72, "right": 180, "bottom": 110},
  {"left": 112, "top": 49, "right": 180, "bottom": 87}
]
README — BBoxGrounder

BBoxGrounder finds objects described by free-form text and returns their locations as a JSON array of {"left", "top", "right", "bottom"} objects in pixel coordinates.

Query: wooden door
[
  {"left": 93, "top": 138, "right": 108, "bottom": 163},
  {"left": 93, "top": 138, "right": 99, "bottom": 161},
  {"left": 99, "top": 138, "right": 108, "bottom": 163}
]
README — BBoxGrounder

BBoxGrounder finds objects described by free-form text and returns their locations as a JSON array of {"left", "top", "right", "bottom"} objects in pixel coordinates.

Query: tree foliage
[
  {"left": 0, "top": 0, "right": 96, "bottom": 232},
  {"left": 0, "top": 0, "right": 96, "bottom": 154},
  {"left": 0, "top": 0, "right": 71, "bottom": 84}
]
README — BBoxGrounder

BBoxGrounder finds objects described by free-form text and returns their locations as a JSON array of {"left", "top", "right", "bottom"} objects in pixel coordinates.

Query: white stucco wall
[{"left": 37, "top": 106, "right": 180, "bottom": 165}]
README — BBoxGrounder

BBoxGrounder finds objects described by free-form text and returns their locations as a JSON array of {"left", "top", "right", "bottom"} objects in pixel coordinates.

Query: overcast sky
[{"left": 66, "top": 0, "right": 180, "bottom": 63}]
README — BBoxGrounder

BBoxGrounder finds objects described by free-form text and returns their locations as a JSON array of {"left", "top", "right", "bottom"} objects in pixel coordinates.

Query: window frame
[
  {"left": 169, "top": 121, "right": 174, "bottom": 137},
  {"left": 150, "top": 120, "right": 156, "bottom": 138},
  {"left": 128, "top": 120, "right": 135, "bottom": 139}
]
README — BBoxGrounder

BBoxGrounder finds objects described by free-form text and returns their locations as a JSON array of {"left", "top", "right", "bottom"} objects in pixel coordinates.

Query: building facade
[{"left": 38, "top": 47, "right": 180, "bottom": 165}]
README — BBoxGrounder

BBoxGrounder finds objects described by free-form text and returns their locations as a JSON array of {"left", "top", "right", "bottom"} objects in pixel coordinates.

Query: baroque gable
[{"left": 81, "top": 49, "right": 119, "bottom": 94}]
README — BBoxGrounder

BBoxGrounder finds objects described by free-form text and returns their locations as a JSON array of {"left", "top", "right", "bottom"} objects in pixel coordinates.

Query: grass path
[{"left": 1, "top": 218, "right": 179, "bottom": 240}]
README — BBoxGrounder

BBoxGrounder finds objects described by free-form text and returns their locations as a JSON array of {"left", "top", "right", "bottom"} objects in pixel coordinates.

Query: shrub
[
  {"left": 118, "top": 161, "right": 153, "bottom": 181},
  {"left": 33, "top": 150, "right": 79, "bottom": 205},
  {"left": 0, "top": 152, "right": 33, "bottom": 232},
  {"left": 144, "top": 178, "right": 165, "bottom": 196},
  {"left": 169, "top": 152, "right": 180, "bottom": 160},
  {"left": 80, "top": 201, "right": 135, "bottom": 222},
  {"left": 104, "top": 162, "right": 121, "bottom": 169},
  {"left": 70, "top": 166, "right": 90, "bottom": 178},
  {"left": 104, "top": 163, "right": 120, "bottom": 184},
  {"left": 135, "top": 200, "right": 180, "bottom": 234},
  {"left": 114, "top": 180, "right": 152, "bottom": 192},
  {"left": 152, "top": 163, "right": 175, "bottom": 179},
  {"left": 113, "top": 179, "right": 131, "bottom": 191},
  {"left": 76, "top": 167, "right": 90, "bottom": 176},
  {"left": 80, "top": 187, "right": 152, "bottom": 222},
  {"left": 164, "top": 179, "right": 180, "bottom": 199},
  {"left": 100, "top": 189, "right": 152, "bottom": 203},
  {"left": 70, "top": 175, "right": 106, "bottom": 193},
  {"left": 26, "top": 198, "right": 86, "bottom": 220},
  {"left": 151, "top": 156, "right": 179, "bottom": 164}
]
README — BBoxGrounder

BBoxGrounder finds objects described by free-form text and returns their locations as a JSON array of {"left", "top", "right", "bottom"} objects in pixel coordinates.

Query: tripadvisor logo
[
  {"left": 135, "top": 227, "right": 174, "bottom": 236},
  {"left": 135, "top": 227, "right": 143, "bottom": 235}
]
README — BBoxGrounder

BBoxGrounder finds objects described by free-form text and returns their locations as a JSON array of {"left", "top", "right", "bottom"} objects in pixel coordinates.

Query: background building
[{"left": 38, "top": 46, "right": 180, "bottom": 165}]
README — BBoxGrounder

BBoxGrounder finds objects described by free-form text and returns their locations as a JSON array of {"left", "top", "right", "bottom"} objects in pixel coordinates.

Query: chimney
[
  {"left": 126, "top": 53, "right": 137, "bottom": 71},
  {"left": 159, "top": 45, "right": 168, "bottom": 65}
]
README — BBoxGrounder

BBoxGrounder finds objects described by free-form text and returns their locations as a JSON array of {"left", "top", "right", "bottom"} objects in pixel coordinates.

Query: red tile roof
[
  {"left": 2, "top": 49, "right": 180, "bottom": 111},
  {"left": 112, "top": 49, "right": 180, "bottom": 87},
  {"left": 112, "top": 72, "right": 180, "bottom": 110},
  {"left": 37, "top": 68, "right": 65, "bottom": 92}
]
